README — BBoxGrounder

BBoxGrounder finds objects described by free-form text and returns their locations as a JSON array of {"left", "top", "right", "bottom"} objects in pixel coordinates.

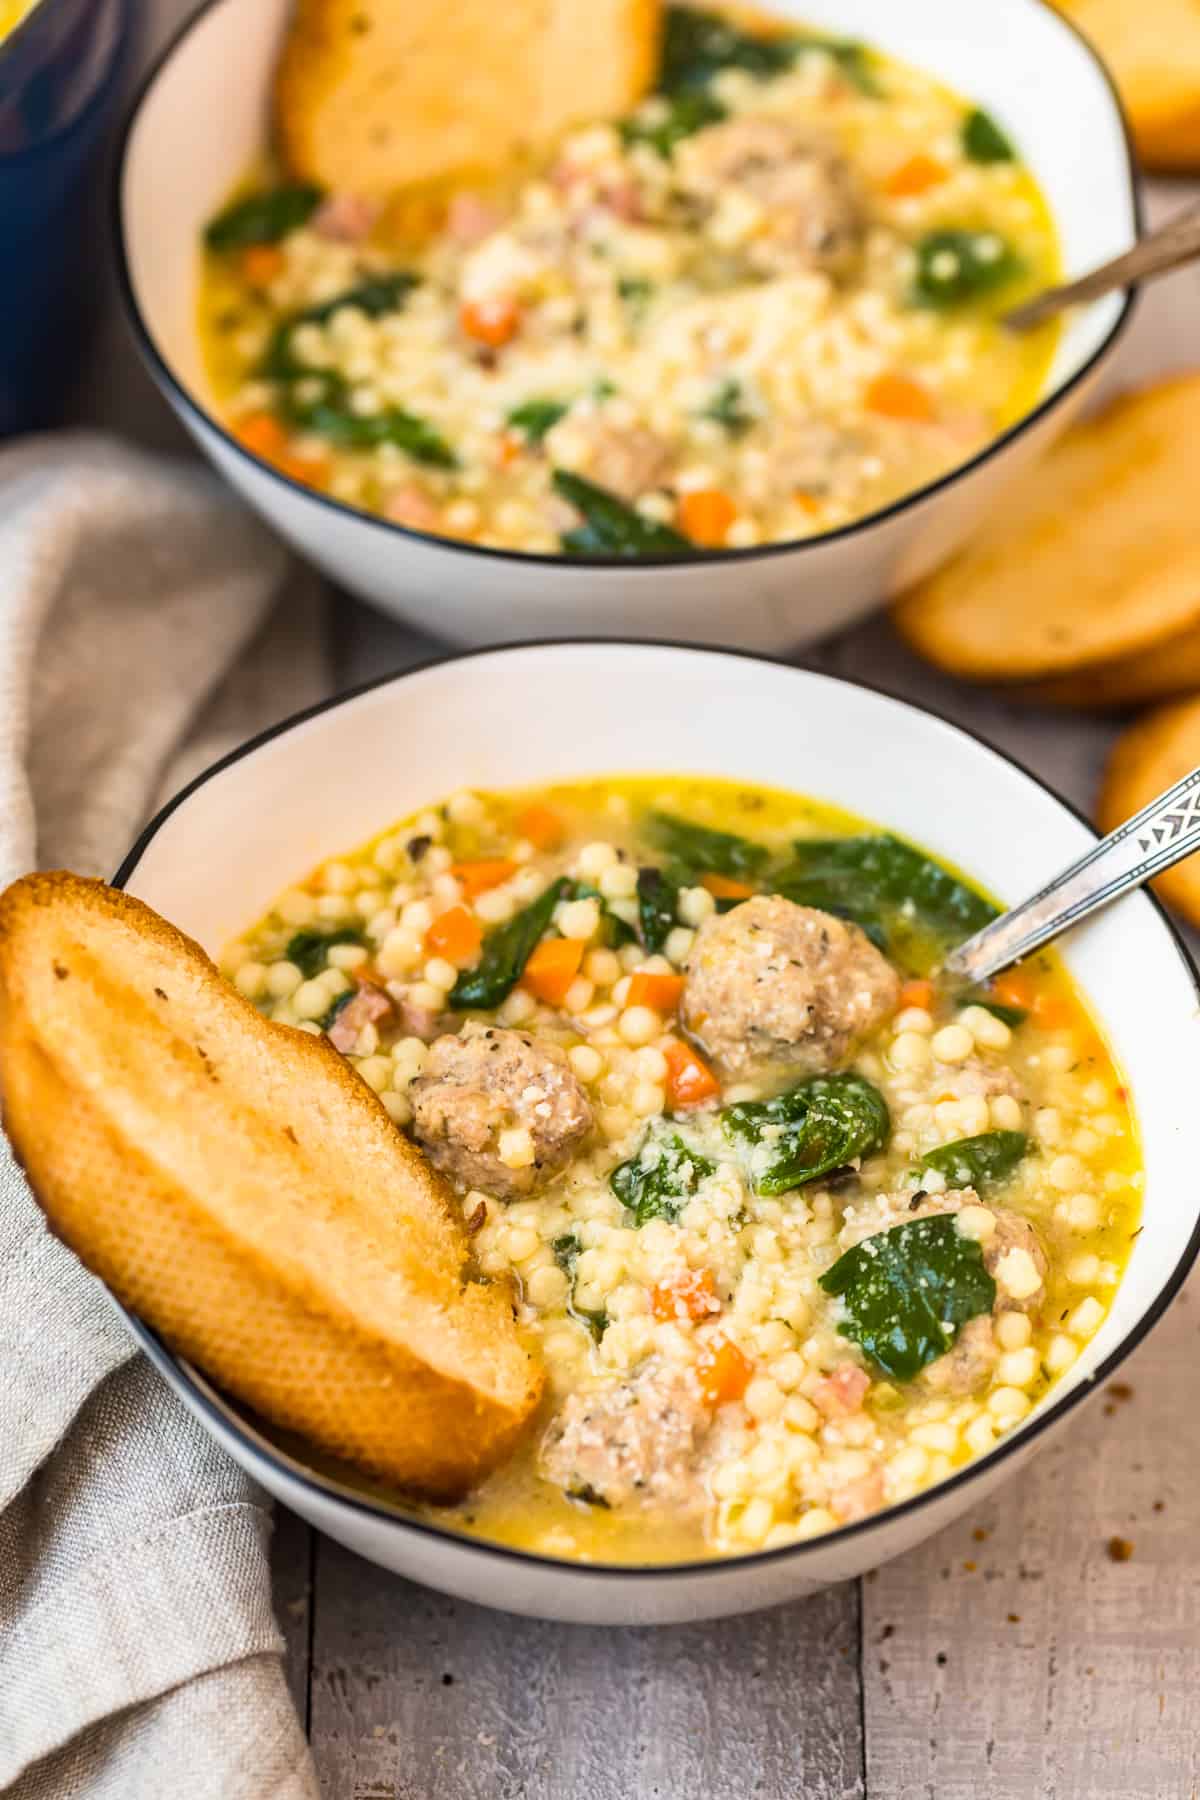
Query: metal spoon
[
  {"left": 1003, "top": 202, "right": 1200, "bottom": 332},
  {"left": 945, "top": 765, "right": 1200, "bottom": 986}
]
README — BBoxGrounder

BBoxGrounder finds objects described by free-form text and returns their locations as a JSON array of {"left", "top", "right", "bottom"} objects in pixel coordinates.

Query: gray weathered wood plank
[
  {"left": 271, "top": 1504, "right": 315, "bottom": 1731},
  {"left": 862, "top": 1272, "right": 1200, "bottom": 1800},
  {"left": 309, "top": 1537, "right": 865, "bottom": 1800}
]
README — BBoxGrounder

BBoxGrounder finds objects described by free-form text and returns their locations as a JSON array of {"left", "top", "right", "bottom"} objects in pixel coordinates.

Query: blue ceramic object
[{"left": 0, "top": 0, "right": 131, "bottom": 435}]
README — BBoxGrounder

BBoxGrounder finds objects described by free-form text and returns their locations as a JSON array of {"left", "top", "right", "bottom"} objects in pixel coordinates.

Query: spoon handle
[
  {"left": 1004, "top": 202, "right": 1200, "bottom": 332},
  {"left": 944, "top": 765, "right": 1200, "bottom": 984}
]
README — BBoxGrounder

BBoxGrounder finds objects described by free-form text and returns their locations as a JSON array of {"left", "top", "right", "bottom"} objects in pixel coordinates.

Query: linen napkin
[{"left": 0, "top": 432, "right": 325, "bottom": 1799}]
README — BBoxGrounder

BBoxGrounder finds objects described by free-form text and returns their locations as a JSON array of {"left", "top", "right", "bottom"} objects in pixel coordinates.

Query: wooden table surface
[{"left": 85, "top": 8, "right": 1200, "bottom": 1792}]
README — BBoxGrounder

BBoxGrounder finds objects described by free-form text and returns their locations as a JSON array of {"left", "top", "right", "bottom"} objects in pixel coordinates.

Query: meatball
[
  {"left": 554, "top": 419, "right": 674, "bottom": 502},
  {"left": 923, "top": 1314, "right": 998, "bottom": 1396},
  {"left": 409, "top": 1024, "right": 592, "bottom": 1199},
  {"left": 539, "top": 1360, "right": 711, "bottom": 1510},
  {"left": 681, "top": 895, "right": 900, "bottom": 1080},
  {"left": 676, "top": 118, "right": 863, "bottom": 278}
]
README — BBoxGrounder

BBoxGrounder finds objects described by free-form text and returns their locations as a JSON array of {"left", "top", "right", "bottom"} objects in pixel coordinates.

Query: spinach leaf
[
  {"left": 919, "top": 1130, "right": 1028, "bottom": 1190},
  {"left": 819, "top": 1215, "right": 996, "bottom": 1380},
  {"left": 700, "top": 377, "right": 754, "bottom": 435},
  {"left": 912, "top": 228, "right": 1022, "bottom": 309},
  {"left": 659, "top": 5, "right": 878, "bottom": 97},
  {"left": 722, "top": 1072, "right": 889, "bottom": 1196},
  {"left": 552, "top": 1233, "right": 608, "bottom": 1341},
  {"left": 283, "top": 926, "right": 366, "bottom": 980},
  {"left": 773, "top": 834, "right": 996, "bottom": 956},
  {"left": 205, "top": 183, "right": 323, "bottom": 250},
  {"left": 260, "top": 273, "right": 420, "bottom": 379},
  {"left": 553, "top": 471, "right": 692, "bottom": 557},
  {"left": 962, "top": 108, "right": 1016, "bottom": 164},
  {"left": 636, "top": 866, "right": 681, "bottom": 954},
  {"left": 618, "top": 276, "right": 654, "bottom": 320},
  {"left": 506, "top": 398, "right": 570, "bottom": 444},
  {"left": 611, "top": 1130, "right": 715, "bottom": 1225},
  {"left": 283, "top": 383, "right": 457, "bottom": 467},
  {"left": 620, "top": 88, "right": 726, "bottom": 157},
  {"left": 449, "top": 877, "right": 569, "bottom": 1009},
  {"left": 646, "top": 810, "right": 769, "bottom": 881}
]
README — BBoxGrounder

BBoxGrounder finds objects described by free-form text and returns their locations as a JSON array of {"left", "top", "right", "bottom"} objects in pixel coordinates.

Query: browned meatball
[
  {"left": 539, "top": 1360, "right": 711, "bottom": 1510},
  {"left": 923, "top": 1314, "right": 998, "bottom": 1395},
  {"left": 676, "top": 118, "right": 863, "bottom": 278},
  {"left": 410, "top": 1024, "right": 592, "bottom": 1199},
  {"left": 681, "top": 895, "right": 900, "bottom": 1080}
]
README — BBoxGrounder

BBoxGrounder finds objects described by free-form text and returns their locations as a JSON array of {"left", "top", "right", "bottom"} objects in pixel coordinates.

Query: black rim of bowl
[
  {"left": 112, "top": 0, "right": 1143, "bottom": 571},
  {"left": 111, "top": 640, "right": 1200, "bottom": 1581}
]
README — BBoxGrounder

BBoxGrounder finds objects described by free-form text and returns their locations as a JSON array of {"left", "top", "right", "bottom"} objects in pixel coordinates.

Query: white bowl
[
  {"left": 114, "top": 641, "right": 1200, "bottom": 1625},
  {"left": 115, "top": 0, "right": 1138, "bottom": 653}
]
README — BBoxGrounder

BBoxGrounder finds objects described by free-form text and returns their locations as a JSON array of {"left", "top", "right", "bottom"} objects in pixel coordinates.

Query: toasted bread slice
[
  {"left": 0, "top": 873, "right": 542, "bottom": 1499},
  {"left": 276, "top": 0, "right": 662, "bottom": 199},
  {"left": 1026, "top": 629, "right": 1200, "bottom": 712},
  {"left": 1053, "top": 0, "right": 1200, "bottom": 171},
  {"left": 1098, "top": 695, "right": 1200, "bottom": 925},
  {"left": 893, "top": 375, "right": 1200, "bottom": 681}
]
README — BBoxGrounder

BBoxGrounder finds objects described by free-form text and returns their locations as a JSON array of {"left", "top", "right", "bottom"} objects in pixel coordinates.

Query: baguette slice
[
  {"left": 893, "top": 375, "right": 1200, "bottom": 681},
  {"left": 1025, "top": 629, "right": 1200, "bottom": 712},
  {"left": 276, "top": 0, "right": 662, "bottom": 199},
  {"left": 0, "top": 873, "right": 542, "bottom": 1499},
  {"left": 1098, "top": 696, "right": 1200, "bottom": 926},
  {"left": 1053, "top": 0, "right": 1200, "bottom": 171}
]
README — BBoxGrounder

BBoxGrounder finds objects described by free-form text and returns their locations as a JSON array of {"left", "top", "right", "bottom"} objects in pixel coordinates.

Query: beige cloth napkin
[{"left": 0, "top": 433, "right": 325, "bottom": 1799}]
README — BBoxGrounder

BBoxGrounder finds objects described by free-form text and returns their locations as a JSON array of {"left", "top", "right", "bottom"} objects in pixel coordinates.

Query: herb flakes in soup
[
  {"left": 221, "top": 773, "right": 1140, "bottom": 1565},
  {"left": 198, "top": 4, "right": 1060, "bottom": 554}
]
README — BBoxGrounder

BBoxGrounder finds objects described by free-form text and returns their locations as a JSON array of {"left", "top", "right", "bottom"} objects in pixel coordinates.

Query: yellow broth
[{"left": 222, "top": 776, "right": 1140, "bottom": 1563}]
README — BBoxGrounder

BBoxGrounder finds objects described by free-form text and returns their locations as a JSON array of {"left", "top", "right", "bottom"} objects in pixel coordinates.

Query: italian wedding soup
[
  {"left": 220, "top": 776, "right": 1141, "bottom": 1563},
  {"left": 198, "top": 4, "right": 1060, "bottom": 555}
]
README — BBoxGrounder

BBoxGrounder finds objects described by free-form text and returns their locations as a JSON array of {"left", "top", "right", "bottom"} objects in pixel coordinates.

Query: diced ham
[
  {"left": 831, "top": 1467, "right": 884, "bottom": 1523},
  {"left": 812, "top": 1364, "right": 871, "bottom": 1419},
  {"left": 446, "top": 191, "right": 503, "bottom": 246},
  {"left": 311, "top": 193, "right": 381, "bottom": 242},
  {"left": 385, "top": 486, "right": 440, "bottom": 531},
  {"left": 327, "top": 981, "right": 393, "bottom": 1052}
]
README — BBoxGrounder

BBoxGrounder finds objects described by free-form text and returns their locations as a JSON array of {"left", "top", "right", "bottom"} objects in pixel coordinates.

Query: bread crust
[
  {"left": 893, "top": 375, "right": 1200, "bottom": 681},
  {"left": 1097, "top": 697, "right": 1200, "bottom": 926},
  {"left": 275, "top": 0, "right": 663, "bottom": 197},
  {"left": 0, "top": 872, "right": 542, "bottom": 1499}
]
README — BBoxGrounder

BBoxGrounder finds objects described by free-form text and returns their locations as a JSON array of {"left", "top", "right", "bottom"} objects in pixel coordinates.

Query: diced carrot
[
  {"left": 651, "top": 1267, "right": 719, "bottom": 1324},
  {"left": 459, "top": 295, "right": 521, "bottom": 348},
  {"left": 424, "top": 904, "right": 483, "bottom": 967},
  {"left": 676, "top": 488, "right": 737, "bottom": 548},
  {"left": 233, "top": 411, "right": 288, "bottom": 459},
  {"left": 884, "top": 153, "right": 948, "bottom": 198},
  {"left": 625, "top": 971, "right": 685, "bottom": 1014},
  {"left": 240, "top": 243, "right": 285, "bottom": 285},
  {"left": 897, "top": 979, "right": 935, "bottom": 1013},
  {"left": 1031, "top": 990, "right": 1074, "bottom": 1030},
  {"left": 516, "top": 804, "right": 565, "bottom": 851},
  {"left": 865, "top": 372, "right": 935, "bottom": 423},
  {"left": 521, "top": 936, "right": 585, "bottom": 1006},
  {"left": 700, "top": 873, "right": 755, "bottom": 900},
  {"left": 449, "top": 858, "right": 517, "bottom": 899},
  {"left": 275, "top": 451, "right": 330, "bottom": 491},
  {"left": 793, "top": 490, "right": 822, "bottom": 516},
  {"left": 696, "top": 1334, "right": 753, "bottom": 1407},
  {"left": 496, "top": 433, "right": 524, "bottom": 467},
  {"left": 990, "top": 972, "right": 1035, "bottom": 1013},
  {"left": 663, "top": 1038, "right": 720, "bottom": 1110}
]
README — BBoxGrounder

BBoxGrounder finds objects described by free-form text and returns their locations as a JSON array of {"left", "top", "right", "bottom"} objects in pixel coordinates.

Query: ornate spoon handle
[
  {"left": 944, "top": 766, "right": 1200, "bottom": 985},
  {"left": 1004, "top": 202, "right": 1200, "bottom": 332}
]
